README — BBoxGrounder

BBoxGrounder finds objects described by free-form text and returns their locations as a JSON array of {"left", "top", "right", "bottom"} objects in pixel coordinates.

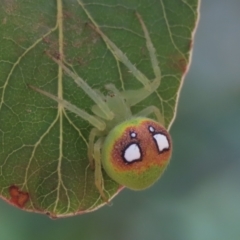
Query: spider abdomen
[{"left": 101, "top": 118, "right": 172, "bottom": 190}]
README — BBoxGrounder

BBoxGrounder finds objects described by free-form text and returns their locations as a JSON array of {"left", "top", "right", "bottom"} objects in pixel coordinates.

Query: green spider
[{"left": 29, "top": 12, "right": 172, "bottom": 201}]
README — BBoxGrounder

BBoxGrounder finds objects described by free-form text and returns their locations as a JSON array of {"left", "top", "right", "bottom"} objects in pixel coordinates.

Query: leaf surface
[{"left": 0, "top": 0, "right": 199, "bottom": 217}]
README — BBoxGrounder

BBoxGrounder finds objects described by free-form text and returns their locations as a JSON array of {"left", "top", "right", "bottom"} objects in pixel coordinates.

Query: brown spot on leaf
[
  {"left": 168, "top": 54, "right": 188, "bottom": 74},
  {"left": 9, "top": 186, "right": 29, "bottom": 208}
]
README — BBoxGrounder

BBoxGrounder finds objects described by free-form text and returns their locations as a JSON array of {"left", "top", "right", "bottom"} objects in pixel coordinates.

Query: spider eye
[{"left": 101, "top": 118, "right": 172, "bottom": 190}]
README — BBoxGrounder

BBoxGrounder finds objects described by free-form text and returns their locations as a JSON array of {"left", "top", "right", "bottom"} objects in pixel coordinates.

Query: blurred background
[{"left": 1, "top": 0, "right": 240, "bottom": 239}]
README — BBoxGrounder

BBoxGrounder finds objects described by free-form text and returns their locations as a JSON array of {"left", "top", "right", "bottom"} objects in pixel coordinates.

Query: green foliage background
[{"left": 0, "top": 0, "right": 240, "bottom": 239}]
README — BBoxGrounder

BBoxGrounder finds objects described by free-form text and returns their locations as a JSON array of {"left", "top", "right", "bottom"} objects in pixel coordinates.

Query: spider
[{"left": 29, "top": 12, "right": 172, "bottom": 201}]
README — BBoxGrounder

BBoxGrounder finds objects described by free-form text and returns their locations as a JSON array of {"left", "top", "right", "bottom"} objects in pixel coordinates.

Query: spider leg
[
  {"left": 92, "top": 84, "right": 132, "bottom": 121},
  {"left": 120, "top": 79, "right": 159, "bottom": 107},
  {"left": 78, "top": 2, "right": 164, "bottom": 109},
  {"left": 78, "top": 0, "right": 157, "bottom": 91},
  {"left": 28, "top": 84, "right": 106, "bottom": 131},
  {"left": 49, "top": 56, "right": 114, "bottom": 121},
  {"left": 88, "top": 128, "right": 103, "bottom": 169},
  {"left": 81, "top": 8, "right": 162, "bottom": 106},
  {"left": 134, "top": 105, "right": 165, "bottom": 126},
  {"left": 135, "top": 12, "right": 161, "bottom": 82},
  {"left": 93, "top": 137, "right": 109, "bottom": 202},
  {"left": 121, "top": 12, "right": 162, "bottom": 106}
]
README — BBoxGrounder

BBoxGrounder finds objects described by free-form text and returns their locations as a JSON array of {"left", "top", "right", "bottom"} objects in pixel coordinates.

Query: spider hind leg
[{"left": 93, "top": 137, "right": 109, "bottom": 202}]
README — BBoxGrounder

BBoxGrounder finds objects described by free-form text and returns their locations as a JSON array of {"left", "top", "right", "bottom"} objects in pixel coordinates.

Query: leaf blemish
[
  {"left": 9, "top": 186, "right": 29, "bottom": 208},
  {"left": 169, "top": 54, "right": 188, "bottom": 74}
]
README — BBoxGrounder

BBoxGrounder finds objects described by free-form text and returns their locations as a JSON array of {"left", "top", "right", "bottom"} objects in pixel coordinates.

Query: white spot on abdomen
[
  {"left": 123, "top": 143, "right": 141, "bottom": 163},
  {"left": 153, "top": 134, "right": 169, "bottom": 152},
  {"left": 130, "top": 132, "right": 137, "bottom": 138},
  {"left": 149, "top": 126, "right": 155, "bottom": 132}
]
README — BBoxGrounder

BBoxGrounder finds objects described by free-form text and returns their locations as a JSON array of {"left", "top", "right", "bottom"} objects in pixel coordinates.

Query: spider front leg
[
  {"left": 120, "top": 12, "right": 162, "bottom": 106},
  {"left": 48, "top": 55, "right": 114, "bottom": 121},
  {"left": 84, "top": 7, "right": 161, "bottom": 93}
]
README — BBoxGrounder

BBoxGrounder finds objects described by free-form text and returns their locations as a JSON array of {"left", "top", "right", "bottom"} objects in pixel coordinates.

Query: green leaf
[{"left": 0, "top": 0, "right": 200, "bottom": 217}]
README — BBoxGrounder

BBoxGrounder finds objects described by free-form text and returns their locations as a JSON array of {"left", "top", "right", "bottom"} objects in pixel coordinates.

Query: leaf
[{"left": 0, "top": 0, "right": 200, "bottom": 217}]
